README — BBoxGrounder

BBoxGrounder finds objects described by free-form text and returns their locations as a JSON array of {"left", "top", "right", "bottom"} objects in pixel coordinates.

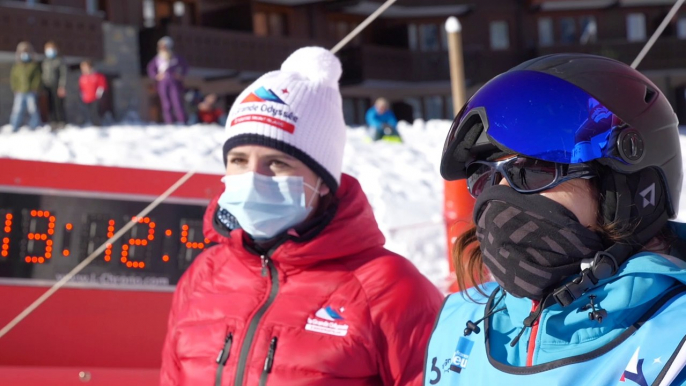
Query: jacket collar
[{"left": 493, "top": 250, "right": 686, "bottom": 364}]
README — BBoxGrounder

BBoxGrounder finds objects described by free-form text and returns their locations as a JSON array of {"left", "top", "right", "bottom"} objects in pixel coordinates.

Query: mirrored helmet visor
[{"left": 441, "top": 70, "right": 625, "bottom": 180}]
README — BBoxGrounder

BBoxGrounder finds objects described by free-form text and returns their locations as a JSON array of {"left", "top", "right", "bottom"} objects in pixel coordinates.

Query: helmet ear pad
[{"left": 597, "top": 166, "right": 669, "bottom": 246}]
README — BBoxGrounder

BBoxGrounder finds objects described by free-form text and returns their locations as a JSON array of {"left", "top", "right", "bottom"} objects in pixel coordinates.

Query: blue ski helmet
[{"left": 441, "top": 54, "right": 682, "bottom": 223}]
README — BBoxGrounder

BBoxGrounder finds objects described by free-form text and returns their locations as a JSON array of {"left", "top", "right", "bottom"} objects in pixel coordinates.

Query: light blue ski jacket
[{"left": 425, "top": 230, "right": 686, "bottom": 386}]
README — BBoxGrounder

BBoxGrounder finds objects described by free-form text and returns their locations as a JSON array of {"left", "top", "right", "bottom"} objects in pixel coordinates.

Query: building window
[
  {"left": 408, "top": 24, "right": 418, "bottom": 51},
  {"left": 343, "top": 98, "right": 356, "bottom": 126},
  {"left": 404, "top": 97, "right": 422, "bottom": 120},
  {"left": 423, "top": 96, "right": 444, "bottom": 120},
  {"left": 440, "top": 26, "right": 448, "bottom": 51},
  {"left": 538, "top": 17, "right": 554, "bottom": 46},
  {"left": 173, "top": 1, "right": 185, "bottom": 17},
  {"left": 559, "top": 17, "right": 577, "bottom": 44},
  {"left": 446, "top": 95, "right": 454, "bottom": 119},
  {"left": 268, "top": 12, "right": 287, "bottom": 36},
  {"left": 489, "top": 21, "right": 510, "bottom": 50},
  {"left": 579, "top": 16, "right": 597, "bottom": 44},
  {"left": 254, "top": 12, "right": 288, "bottom": 37},
  {"left": 677, "top": 17, "right": 686, "bottom": 39},
  {"left": 329, "top": 20, "right": 361, "bottom": 46},
  {"left": 409, "top": 23, "right": 447, "bottom": 52},
  {"left": 627, "top": 13, "right": 647, "bottom": 42},
  {"left": 419, "top": 24, "right": 441, "bottom": 52},
  {"left": 86, "top": 0, "right": 98, "bottom": 14},
  {"left": 143, "top": 0, "right": 155, "bottom": 28}
]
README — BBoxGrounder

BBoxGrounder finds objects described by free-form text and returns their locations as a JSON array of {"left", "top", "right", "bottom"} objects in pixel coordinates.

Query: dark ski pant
[
  {"left": 45, "top": 86, "right": 66, "bottom": 124},
  {"left": 82, "top": 101, "right": 101, "bottom": 126}
]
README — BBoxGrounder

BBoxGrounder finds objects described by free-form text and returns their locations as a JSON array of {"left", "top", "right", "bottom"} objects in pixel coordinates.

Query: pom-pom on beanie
[{"left": 224, "top": 46, "right": 346, "bottom": 192}]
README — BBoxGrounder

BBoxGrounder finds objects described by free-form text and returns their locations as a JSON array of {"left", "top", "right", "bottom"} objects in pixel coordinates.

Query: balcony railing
[
  {"left": 142, "top": 24, "right": 524, "bottom": 85},
  {"left": 140, "top": 25, "right": 328, "bottom": 75},
  {"left": 340, "top": 45, "right": 522, "bottom": 85},
  {"left": 537, "top": 38, "right": 686, "bottom": 70},
  {"left": 0, "top": 2, "right": 103, "bottom": 59},
  {"left": 144, "top": 25, "right": 455, "bottom": 84}
]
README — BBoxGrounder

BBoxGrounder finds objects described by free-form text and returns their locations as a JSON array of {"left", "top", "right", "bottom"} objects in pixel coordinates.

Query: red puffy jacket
[{"left": 160, "top": 174, "right": 444, "bottom": 385}]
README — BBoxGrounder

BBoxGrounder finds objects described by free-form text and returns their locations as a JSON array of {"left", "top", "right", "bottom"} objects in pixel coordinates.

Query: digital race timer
[
  {"left": 0, "top": 192, "right": 209, "bottom": 286},
  {"left": 0, "top": 159, "right": 224, "bottom": 288}
]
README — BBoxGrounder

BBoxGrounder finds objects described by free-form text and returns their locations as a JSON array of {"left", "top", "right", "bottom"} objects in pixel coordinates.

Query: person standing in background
[
  {"left": 78, "top": 60, "right": 107, "bottom": 127},
  {"left": 147, "top": 36, "right": 188, "bottom": 125},
  {"left": 9, "top": 41, "right": 42, "bottom": 132},
  {"left": 41, "top": 41, "right": 68, "bottom": 129}
]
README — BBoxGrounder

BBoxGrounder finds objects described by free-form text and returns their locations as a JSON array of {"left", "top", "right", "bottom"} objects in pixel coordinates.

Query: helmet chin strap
[{"left": 552, "top": 168, "right": 670, "bottom": 307}]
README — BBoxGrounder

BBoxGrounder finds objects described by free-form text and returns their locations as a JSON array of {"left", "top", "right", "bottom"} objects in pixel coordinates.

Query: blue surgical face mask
[
  {"left": 20, "top": 52, "right": 30, "bottom": 62},
  {"left": 45, "top": 48, "right": 56, "bottom": 59},
  {"left": 217, "top": 172, "right": 322, "bottom": 240}
]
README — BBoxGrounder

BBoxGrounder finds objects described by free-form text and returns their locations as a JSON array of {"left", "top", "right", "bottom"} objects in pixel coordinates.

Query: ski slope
[{"left": 0, "top": 121, "right": 452, "bottom": 290}]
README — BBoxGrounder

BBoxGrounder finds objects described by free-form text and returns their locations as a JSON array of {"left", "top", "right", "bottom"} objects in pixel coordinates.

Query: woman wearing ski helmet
[
  {"left": 424, "top": 54, "right": 686, "bottom": 385},
  {"left": 160, "top": 47, "right": 443, "bottom": 386}
]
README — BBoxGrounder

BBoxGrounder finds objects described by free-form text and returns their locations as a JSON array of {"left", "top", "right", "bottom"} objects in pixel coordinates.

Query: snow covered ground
[{"left": 0, "top": 121, "right": 452, "bottom": 290}]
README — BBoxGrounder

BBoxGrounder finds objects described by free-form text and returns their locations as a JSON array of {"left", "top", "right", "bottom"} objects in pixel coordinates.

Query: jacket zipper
[
  {"left": 233, "top": 253, "right": 280, "bottom": 386},
  {"left": 258, "top": 337, "right": 278, "bottom": 386},
  {"left": 215, "top": 333, "right": 233, "bottom": 386},
  {"left": 526, "top": 299, "right": 541, "bottom": 367}
]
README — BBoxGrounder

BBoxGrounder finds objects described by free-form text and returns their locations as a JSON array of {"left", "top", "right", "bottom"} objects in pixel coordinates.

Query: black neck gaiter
[{"left": 473, "top": 185, "right": 605, "bottom": 300}]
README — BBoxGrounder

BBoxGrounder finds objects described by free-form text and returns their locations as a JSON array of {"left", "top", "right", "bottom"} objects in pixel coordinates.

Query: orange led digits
[
  {"left": 120, "top": 217, "right": 153, "bottom": 269},
  {"left": 102, "top": 220, "right": 115, "bottom": 262},
  {"left": 3, "top": 212, "right": 11, "bottom": 236},
  {"left": 180, "top": 223, "right": 208, "bottom": 255},
  {"left": 66, "top": 223, "right": 73, "bottom": 230},
  {"left": 25, "top": 210, "right": 56, "bottom": 264}
]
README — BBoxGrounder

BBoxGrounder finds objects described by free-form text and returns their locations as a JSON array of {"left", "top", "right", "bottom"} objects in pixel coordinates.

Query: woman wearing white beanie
[{"left": 160, "top": 47, "right": 443, "bottom": 385}]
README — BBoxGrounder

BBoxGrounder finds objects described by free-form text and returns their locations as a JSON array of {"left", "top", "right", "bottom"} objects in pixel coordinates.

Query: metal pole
[
  {"left": 444, "top": 17, "right": 475, "bottom": 292},
  {"left": 446, "top": 16, "right": 466, "bottom": 114}
]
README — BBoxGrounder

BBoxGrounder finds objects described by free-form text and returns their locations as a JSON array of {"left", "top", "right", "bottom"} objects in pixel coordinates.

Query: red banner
[{"left": 231, "top": 114, "right": 296, "bottom": 133}]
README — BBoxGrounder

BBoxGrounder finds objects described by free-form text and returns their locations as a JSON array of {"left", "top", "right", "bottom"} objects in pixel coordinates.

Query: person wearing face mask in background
[
  {"left": 160, "top": 47, "right": 443, "bottom": 386},
  {"left": 147, "top": 36, "right": 188, "bottom": 125},
  {"left": 41, "top": 41, "right": 68, "bottom": 129},
  {"left": 424, "top": 54, "right": 686, "bottom": 385},
  {"left": 9, "top": 41, "right": 42, "bottom": 132}
]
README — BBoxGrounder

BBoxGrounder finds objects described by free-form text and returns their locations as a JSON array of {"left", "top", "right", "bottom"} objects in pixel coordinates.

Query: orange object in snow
[{"left": 444, "top": 179, "right": 475, "bottom": 292}]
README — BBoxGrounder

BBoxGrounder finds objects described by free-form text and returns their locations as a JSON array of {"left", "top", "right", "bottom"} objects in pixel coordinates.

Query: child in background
[
  {"left": 78, "top": 60, "right": 107, "bottom": 126},
  {"left": 196, "top": 93, "right": 224, "bottom": 125},
  {"left": 41, "top": 41, "right": 68, "bottom": 128}
]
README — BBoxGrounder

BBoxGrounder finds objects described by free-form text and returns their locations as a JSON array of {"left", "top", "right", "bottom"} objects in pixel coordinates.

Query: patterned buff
[{"left": 473, "top": 185, "right": 605, "bottom": 300}]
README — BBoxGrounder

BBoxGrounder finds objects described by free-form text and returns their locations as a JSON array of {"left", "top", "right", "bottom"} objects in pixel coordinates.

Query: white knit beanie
[{"left": 224, "top": 47, "right": 346, "bottom": 192}]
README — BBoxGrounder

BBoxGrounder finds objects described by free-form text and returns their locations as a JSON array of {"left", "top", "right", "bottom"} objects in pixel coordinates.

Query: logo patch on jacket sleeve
[
  {"left": 450, "top": 337, "right": 474, "bottom": 373},
  {"left": 619, "top": 347, "right": 648, "bottom": 386},
  {"left": 305, "top": 306, "right": 349, "bottom": 336}
]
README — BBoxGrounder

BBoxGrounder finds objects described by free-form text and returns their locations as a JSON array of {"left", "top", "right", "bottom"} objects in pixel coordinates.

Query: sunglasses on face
[{"left": 466, "top": 156, "right": 597, "bottom": 198}]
